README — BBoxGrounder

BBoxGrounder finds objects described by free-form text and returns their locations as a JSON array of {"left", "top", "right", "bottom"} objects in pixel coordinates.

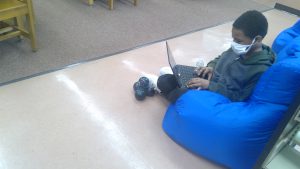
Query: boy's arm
[
  {"left": 207, "top": 55, "right": 221, "bottom": 68},
  {"left": 208, "top": 71, "right": 264, "bottom": 101},
  {"left": 239, "top": 72, "right": 264, "bottom": 101},
  {"left": 208, "top": 81, "right": 241, "bottom": 101},
  {"left": 208, "top": 81, "right": 244, "bottom": 101}
]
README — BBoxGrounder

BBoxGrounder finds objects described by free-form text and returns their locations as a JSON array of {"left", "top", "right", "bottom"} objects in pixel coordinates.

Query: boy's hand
[
  {"left": 194, "top": 67, "right": 213, "bottom": 80},
  {"left": 186, "top": 78, "right": 210, "bottom": 89}
]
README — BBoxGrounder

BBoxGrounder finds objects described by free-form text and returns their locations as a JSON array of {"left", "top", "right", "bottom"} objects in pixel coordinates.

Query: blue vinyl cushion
[
  {"left": 162, "top": 21, "right": 300, "bottom": 169},
  {"left": 272, "top": 20, "right": 300, "bottom": 54}
]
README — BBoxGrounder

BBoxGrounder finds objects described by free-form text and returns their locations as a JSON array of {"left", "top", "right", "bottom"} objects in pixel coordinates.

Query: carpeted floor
[{"left": 0, "top": 0, "right": 271, "bottom": 85}]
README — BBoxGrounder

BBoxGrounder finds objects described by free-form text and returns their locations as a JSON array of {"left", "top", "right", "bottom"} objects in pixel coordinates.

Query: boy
[
  {"left": 135, "top": 10, "right": 275, "bottom": 102},
  {"left": 135, "top": 10, "right": 275, "bottom": 103}
]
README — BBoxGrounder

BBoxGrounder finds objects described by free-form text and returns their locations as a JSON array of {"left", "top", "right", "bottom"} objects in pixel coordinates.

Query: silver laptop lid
[{"left": 166, "top": 41, "right": 177, "bottom": 71}]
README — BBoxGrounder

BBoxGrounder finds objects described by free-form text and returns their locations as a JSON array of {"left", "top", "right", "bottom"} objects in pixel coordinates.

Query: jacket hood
[{"left": 241, "top": 44, "right": 276, "bottom": 65}]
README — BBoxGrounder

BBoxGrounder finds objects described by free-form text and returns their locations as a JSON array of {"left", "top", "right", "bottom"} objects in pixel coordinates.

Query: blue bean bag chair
[
  {"left": 162, "top": 24, "right": 300, "bottom": 169},
  {"left": 272, "top": 20, "right": 300, "bottom": 54}
]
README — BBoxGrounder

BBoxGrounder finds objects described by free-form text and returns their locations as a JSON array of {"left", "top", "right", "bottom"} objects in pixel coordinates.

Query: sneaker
[
  {"left": 195, "top": 58, "right": 205, "bottom": 68},
  {"left": 140, "top": 73, "right": 161, "bottom": 93},
  {"left": 139, "top": 76, "right": 157, "bottom": 96},
  {"left": 159, "top": 67, "right": 173, "bottom": 76},
  {"left": 133, "top": 76, "right": 155, "bottom": 101},
  {"left": 133, "top": 81, "right": 147, "bottom": 101}
]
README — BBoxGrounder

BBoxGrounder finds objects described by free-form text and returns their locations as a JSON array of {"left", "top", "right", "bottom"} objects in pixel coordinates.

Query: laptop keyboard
[{"left": 174, "top": 65, "right": 197, "bottom": 87}]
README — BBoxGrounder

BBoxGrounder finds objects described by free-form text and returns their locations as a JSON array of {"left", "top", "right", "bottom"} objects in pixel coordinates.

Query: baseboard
[{"left": 275, "top": 3, "right": 300, "bottom": 16}]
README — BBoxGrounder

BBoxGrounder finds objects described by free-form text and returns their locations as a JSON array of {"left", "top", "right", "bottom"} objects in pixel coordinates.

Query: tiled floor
[{"left": 0, "top": 9, "right": 298, "bottom": 169}]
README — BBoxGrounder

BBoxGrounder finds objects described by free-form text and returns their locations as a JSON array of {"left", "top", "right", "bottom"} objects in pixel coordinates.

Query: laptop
[{"left": 166, "top": 42, "right": 198, "bottom": 88}]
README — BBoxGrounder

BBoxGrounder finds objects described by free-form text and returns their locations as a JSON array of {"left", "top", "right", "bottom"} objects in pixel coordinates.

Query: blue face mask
[{"left": 231, "top": 38, "right": 256, "bottom": 55}]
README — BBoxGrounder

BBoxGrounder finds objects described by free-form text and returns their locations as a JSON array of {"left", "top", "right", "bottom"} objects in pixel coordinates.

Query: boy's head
[{"left": 231, "top": 10, "right": 268, "bottom": 55}]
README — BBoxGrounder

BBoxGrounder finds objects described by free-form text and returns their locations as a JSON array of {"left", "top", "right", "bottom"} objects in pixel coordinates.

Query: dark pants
[{"left": 157, "top": 74, "right": 188, "bottom": 103}]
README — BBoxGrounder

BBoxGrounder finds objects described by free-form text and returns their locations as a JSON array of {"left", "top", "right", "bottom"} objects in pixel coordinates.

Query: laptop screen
[{"left": 166, "top": 42, "right": 176, "bottom": 70}]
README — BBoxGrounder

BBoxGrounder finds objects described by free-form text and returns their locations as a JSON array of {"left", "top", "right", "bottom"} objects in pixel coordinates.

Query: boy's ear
[{"left": 255, "top": 35, "right": 263, "bottom": 42}]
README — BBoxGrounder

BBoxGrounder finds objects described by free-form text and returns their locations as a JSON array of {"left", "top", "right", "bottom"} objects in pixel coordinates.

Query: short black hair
[{"left": 233, "top": 10, "right": 268, "bottom": 39}]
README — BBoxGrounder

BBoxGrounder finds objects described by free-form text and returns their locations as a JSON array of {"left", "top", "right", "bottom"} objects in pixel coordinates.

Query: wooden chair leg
[
  {"left": 108, "top": 0, "right": 113, "bottom": 10},
  {"left": 27, "top": 14, "right": 37, "bottom": 51},
  {"left": 133, "top": 0, "right": 137, "bottom": 6},
  {"left": 16, "top": 16, "right": 24, "bottom": 40},
  {"left": 26, "top": 0, "right": 37, "bottom": 51},
  {"left": 0, "top": 21, "right": 13, "bottom": 35}
]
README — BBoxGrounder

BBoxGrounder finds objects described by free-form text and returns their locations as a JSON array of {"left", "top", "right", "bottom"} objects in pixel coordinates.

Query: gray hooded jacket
[{"left": 207, "top": 45, "right": 275, "bottom": 101}]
